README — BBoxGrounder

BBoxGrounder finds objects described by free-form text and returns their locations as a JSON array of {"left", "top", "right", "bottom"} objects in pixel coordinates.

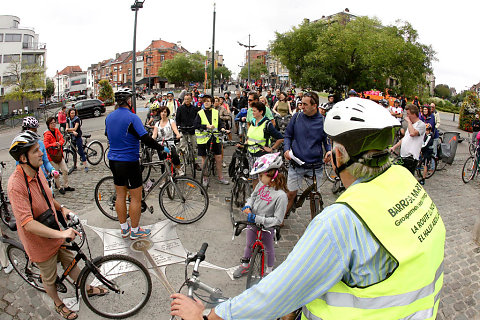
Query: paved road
[{"left": 1, "top": 106, "right": 480, "bottom": 319}]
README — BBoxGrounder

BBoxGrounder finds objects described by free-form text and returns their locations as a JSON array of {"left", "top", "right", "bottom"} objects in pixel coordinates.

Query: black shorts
[
  {"left": 197, "top": 141, "right": 222, "bottom": 156},
  {"left": 109, "top": 160, "right": 143, "bottom": 189}
]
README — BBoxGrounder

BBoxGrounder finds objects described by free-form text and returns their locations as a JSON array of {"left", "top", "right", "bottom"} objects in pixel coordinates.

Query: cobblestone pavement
[{"left": 1, "top": 114, "right": 480, "bottom": 319}]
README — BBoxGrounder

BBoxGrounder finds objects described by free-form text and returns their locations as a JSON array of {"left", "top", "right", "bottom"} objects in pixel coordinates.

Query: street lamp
[
  {"left": 237, "top": 35, "right": 256, "bottom": 90},
  {"left": 131, "top": 0, "right": 145, "bottom": 113},
  {"left": 56, "top": 70, "right": 60, "bottom": 102}
]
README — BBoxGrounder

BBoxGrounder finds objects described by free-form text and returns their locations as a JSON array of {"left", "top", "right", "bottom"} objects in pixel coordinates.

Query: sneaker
[
  {"left": 121, "top": 225, "right": 131, "bottom": 238},
  {"left": 84, "top": 167, "right": 89, "bottom": 173},
  {"left": 130, "top": 227, "right": 151, "bottom": 240},
  {"left": 233, "top": 265, "right": 250, "bottom": 278},
  {"left": 3, "top": 262, "right": 13, "bottom": 274},
  {"left": 177, "top": 167, "right": 185, "bottom": 176},
  {"left": 218, "top": 178, "right": 229, "bottom": 185},
  {"left": 64, "top": 186, "right": 75, "bottom": 192},
  {"left": 59, "top": 188, "right": 66, "bottom": 195},
  {"left": 202, "top": 177, "right": 209, "bottom": 188}
]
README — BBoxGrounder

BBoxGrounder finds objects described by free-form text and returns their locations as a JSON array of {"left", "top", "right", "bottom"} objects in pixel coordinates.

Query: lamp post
[
  {"left": 56, "top": 70, "right": 60, "bottom": 102},
  {"left": 147, "top": 45, "right": 152, "bottom": 95},
  {"left": 237, "top": 35, "right": 256, "bottom": 89},
  {"left": 131, "top": 0, "right": 145, "bottom": 113},
  {"left": 210, "top": 3, "right": 216, "bottom": 97}
]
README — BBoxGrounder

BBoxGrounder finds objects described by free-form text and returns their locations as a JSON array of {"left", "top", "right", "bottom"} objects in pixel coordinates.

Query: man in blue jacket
[{"left": 283, "top": 92, "right": 331, "bottom": 217}]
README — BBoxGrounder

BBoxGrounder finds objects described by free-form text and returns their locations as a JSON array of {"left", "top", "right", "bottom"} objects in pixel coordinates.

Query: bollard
[{"left": 453, "top": 113, "right": 455, "bottom": 122}]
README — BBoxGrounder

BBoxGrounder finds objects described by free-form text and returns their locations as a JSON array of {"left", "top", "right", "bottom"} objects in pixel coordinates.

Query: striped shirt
[{"left": 215, "top": 203, "right": 397, "bottom": 319}]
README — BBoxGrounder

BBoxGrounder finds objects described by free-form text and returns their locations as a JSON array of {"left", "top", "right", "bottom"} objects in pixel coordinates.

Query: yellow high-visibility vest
[
  {"left": 303, "top": 165, "right": 445, "bottom": 320},
  {"left": 195, "top": 109, "right": 219, "bottom": 145}
]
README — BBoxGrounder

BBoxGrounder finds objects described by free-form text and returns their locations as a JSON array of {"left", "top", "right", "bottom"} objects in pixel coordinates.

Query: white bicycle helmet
[
  {"left": 250, "top": 152, "right": 283, "bottom": 175},
  {"left": 22, "top": 116, "right": 39, "bottom": 129},
  {"left": 325, "top": 97, "right": 400, "bottom": 158}
]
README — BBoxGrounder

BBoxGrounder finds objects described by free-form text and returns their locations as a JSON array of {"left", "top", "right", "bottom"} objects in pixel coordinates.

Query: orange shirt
[{"left": 7, "top": 166, "right": 63, "bottom": 263}]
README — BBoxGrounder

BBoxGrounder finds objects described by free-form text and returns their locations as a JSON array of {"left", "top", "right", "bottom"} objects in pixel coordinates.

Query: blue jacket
[{"left": 283, "top": 111, "right": 331, "bottom": 165}]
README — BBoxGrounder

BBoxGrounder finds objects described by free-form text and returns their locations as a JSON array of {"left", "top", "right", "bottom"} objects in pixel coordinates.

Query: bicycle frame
[{"left": 251, "top": 228, "right": 266, "bottom": 278}]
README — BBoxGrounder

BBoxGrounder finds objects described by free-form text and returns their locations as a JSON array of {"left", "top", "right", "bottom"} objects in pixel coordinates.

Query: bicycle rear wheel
[
  {"left": 462, "top": 156, "right": 477, "bottom": 183},
  {"left": 7, "top": 243, "right": 45, "bottom": 292},
  {"left": 86, "top": 141, "right": 104, "bottom": 165},
  {"left": 95, "top": 176, "right": 118, "bottom": 220},
  {"left": 416, "top": 158, "right": 437, "bottom": 179},
  {"left": 104, "top": 146, "right": 110, "bottom": 168},
  {"left": 323, "top": 162, "right": 336, "bottom": 182},
  {"left": 246, "top": 245, "right": 264, "bottom": 289},
  {"left": 159, "top": 177, "right": 208, "bottom": 224},
  {"left": 200, "top": 157, "right": 211, "bottom": 190},
  {"left": 79, "top": 254, "right": 152, "bottom": 319},
  {"left": 63, "top": 149, "right": 77, "bottom": 175}
]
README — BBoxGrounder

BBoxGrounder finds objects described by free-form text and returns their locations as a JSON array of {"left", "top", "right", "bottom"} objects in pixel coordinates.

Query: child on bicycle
[
  {"left": 233, "top": 153, "right": 288, "bottom": 278},
  {"left": 420, "top": 123, "right": 434, "bottom": 185}
]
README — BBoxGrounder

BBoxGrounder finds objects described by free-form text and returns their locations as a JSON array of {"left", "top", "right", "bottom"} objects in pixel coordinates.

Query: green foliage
[
  {"left": 424, "top": 97, "right": 459, "bottom": 114},
  {"left": 459, "top": 92, "right": 480, "bottom": 132},
  {"left": 3, "top": 61, "right": 45, "bottom": 107},
  {"left": 239, "top": 59, "right": 267, "bottom": 80},
  {"left": 451, "top": 90, "right": 468, "bottom": 104},
  {"left": 158, "top": 52, "right": 205, "bottom": 84},
  {"left": 434, "top": 84, "right": 452, "bottom": 100},
  {"left": 43, "top": 77, "right": 55, "bottom": 101},
  {"left": 270, "top": 16, "right": 435, "bottom": 96},
  {"left": 98, "top": 79, "right": 114, "bottom": 104},
  {"left": 211, "top": 65, "right": 232, "bottom": 81}
]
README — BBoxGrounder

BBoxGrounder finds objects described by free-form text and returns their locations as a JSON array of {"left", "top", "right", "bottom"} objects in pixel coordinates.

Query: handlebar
[
  {"left": 233, "top": 221, "right": 281, "bottom": 241},
  {"left": 0, "top": 161, "right": 6, "bottom": 169}
]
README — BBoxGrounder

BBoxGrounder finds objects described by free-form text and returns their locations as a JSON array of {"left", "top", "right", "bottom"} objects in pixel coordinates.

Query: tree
[
  {"left": 42, "top": 77, "right": 55, "bottom": 102},
  {"left": 270, "top": 16, "right": 436, "bottom": 96},
  {"left": 239, "top": 59, "right": 268, "bottom": 81},
  {"left": 434, "top": 84, "right": 452, "bottom": 100},
  {"left": 158, "top": 52, "right": 205, "bottom": 85},
  {"left": 3, "top": 59, "right": 45, "bottom": 109},
  {"left": 98, "top": 79, "right": 114, "bottom": 105}
]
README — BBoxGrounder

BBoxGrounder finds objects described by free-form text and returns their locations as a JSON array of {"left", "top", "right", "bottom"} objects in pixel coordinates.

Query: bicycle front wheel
[
  {"left": 104, "top": 146, "right": 110, "bottom": 168},
  {"left": 63, "top": 148, "right": 77, "bottom": 175},
  {"left": 95, "top": 176, "right": 118, "bottom": 220},
  {"left": 86, "top": 141, "right": 104, "bottom": 165},
  {"left": 200, "top": 157, "right": 211, "bottom": 190},
  {"left": 246, "top": 245, "right": 264, "bottom": 289},
  {"left": 79, "top": 254, "right": 152, "bottom": 319},
  {"left": 323, "top": 162, "right": 336, "bottom": 183},
  {"left": 7, "top": 243, "right": 45, "bottom": 292},
  {"left": 159, "top": 177, "right": 208, "bottom": 224},
  {"left": 416, "top": 158, "right": 437, "bottom": 179},
  {"left": 470, "top": 143, "right": 476, "bottom": 156},
  {"left": 462, "top": 156, "right": 477, "bottom": 183}
]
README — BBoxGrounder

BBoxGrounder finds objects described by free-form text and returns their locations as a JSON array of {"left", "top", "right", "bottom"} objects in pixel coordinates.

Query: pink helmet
[{"left": 250, "top": 152, "right": 283, "bottom": 175}]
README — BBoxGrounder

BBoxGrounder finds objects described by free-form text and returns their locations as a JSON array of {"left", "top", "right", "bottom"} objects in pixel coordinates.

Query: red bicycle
[{"left": 234, "top": 221, "right": 281, "bottom": 289}]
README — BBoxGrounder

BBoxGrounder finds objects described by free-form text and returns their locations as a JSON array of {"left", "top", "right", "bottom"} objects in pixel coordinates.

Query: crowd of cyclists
[{"left": 2, "top": 82, "right": 451, "bottom": 319}]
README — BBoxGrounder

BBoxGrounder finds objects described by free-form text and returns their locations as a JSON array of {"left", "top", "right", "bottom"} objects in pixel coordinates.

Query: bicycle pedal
[{"left": 56, "top": 279, "right": 67, "bottom": 293}]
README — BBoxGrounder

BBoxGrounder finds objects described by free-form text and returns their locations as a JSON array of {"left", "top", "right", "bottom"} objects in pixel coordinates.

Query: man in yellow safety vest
[{"left": 171, "top": 97, "right": 446, "bottom": 320}]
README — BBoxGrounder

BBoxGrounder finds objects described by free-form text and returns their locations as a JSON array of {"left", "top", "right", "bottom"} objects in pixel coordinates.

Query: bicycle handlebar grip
[{"left": 197, "top": 242, "right": 208, "bottom": 261}]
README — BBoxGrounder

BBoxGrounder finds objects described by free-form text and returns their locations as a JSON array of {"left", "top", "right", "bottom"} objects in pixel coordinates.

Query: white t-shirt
[
  {"left": 400, "top": 119, "right": 426, "bottom": 160},
  {"left": 389, "top": 106, "right": 403, "bottom": 115},
  {"left": 155, "top": 119, "right": 175, "bottom": 143}
]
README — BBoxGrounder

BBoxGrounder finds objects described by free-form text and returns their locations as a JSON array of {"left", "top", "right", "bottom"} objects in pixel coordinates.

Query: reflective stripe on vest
[
  {"left": 247, "top": 120, "right": 267, "bottom": 153},
  {"left": 303, "top": 165, "right": 445, "bottom": 320},
  {"left": 196, "top": 109, "right": 219, "bottom": 144}
]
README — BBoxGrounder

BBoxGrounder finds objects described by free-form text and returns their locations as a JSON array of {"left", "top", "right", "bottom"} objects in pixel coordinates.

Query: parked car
[
  {"left": 76, "top": 95, "right": 87, "bottom": 101},
  {"left": 72, "top": 99, "right": 106, "bottom": 118}
]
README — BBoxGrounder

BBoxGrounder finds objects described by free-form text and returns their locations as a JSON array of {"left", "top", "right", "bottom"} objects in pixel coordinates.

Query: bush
[
  {"left": 458, "top": 92, "right": 479, "bottom": 132},
  {"left": 424, "top": 97, "right": 459, "bottom": 114}
]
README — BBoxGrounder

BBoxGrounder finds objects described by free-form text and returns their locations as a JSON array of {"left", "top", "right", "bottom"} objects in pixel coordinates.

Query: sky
[{"left": 3, "top": 0, "right": 479, "bottom": 92}]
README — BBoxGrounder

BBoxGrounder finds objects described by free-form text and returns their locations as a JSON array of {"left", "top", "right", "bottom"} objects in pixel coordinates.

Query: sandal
[
  {"left": 55, "top": 303, "right": 78, "bottom": 320},
  {"left": 87, "top": 286, "right": 109, "bottom": 297}
]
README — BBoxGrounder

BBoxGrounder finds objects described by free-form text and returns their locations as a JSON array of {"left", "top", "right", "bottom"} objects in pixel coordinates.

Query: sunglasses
[{"left": 248, "top": 99, "right": 254, "bottom": 102}]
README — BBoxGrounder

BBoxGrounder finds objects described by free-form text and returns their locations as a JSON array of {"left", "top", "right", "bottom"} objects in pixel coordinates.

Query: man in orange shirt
[{"left": 8, "top": 131, "right": 105, "bottom": 320}]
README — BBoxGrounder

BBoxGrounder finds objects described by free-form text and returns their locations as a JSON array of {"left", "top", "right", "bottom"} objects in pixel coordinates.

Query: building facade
[{"left": 0, "top": 15, "right": 46, "bottom": 114}]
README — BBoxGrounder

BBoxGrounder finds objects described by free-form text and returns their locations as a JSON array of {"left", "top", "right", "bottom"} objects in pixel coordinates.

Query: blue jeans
[{"left": 74, "top": 136, "right": 86, "bottom": 162}]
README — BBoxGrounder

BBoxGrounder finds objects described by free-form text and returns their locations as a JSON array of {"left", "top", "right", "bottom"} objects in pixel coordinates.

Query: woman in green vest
[{"left": 246, "top": 101, "right": 283, "bottom": 189}]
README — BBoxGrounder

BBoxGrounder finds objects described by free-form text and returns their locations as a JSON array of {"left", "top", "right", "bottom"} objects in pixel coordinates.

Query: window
[
  {"left": 128, "top": 69, "right": 131, "bottom": 75},
  {"left": 3, "top": 54, "right": 20, "bottom": 63},
  {"left": 145, "top": 68, "right": 149, "bottom": 75},
  {"left": 13, "top": 20, "right": 19, "bottom": 28},
  {"left": 23, "top": 34, "right": 34, "bottom": 48},
  {"left": 0, "top": 34, "right": 3, "bottom": 42},
  {"left": 113, "top": 66, "right": 117, "bottom": 71},
  {"left": 5, "top": 34, "right": 22, "bottom": 42},
  {"left": 22, "top": 54, "right": 35, "bottom": 65},
  {"left": 160, "top": 55, "right": 165, "bottom": 61},
  {"left": 113, "top": 75, "right": 117, "bottom": 81},
  {"left": 119, "top": 74, "right": 122, "bottom": 82},
  {"left": 119, "top": 66, "right": 122, "bottom": 71},
  {"left": 136, "top": 68, "right": 142, "bottom": 76},
  {"left": 2, "top": 75, "right": 17, "bottom": 84}
]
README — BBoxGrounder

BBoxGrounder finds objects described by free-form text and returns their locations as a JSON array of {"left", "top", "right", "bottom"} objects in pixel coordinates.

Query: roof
[
  {"left": 58, "top": 66, "right": 82, "bottom": 75},
  {"left": 146, "top": 40, "right": 189, "bottom": 53},
  {"left": 112, "top": 52, "right": 132, "bottom": 64}
]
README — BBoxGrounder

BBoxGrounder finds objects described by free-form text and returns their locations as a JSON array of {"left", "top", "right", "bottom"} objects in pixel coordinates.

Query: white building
[{"left": 0, "top": 15, "right": 46, "bottom": 114}]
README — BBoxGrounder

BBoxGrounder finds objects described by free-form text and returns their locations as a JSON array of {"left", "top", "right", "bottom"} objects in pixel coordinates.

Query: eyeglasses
[{"left": 248, "top": 99, "right": 254, "bottom": 102}]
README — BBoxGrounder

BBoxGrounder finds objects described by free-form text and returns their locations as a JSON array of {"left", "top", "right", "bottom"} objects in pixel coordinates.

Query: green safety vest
[
  {"left": 195, "top": 109, "right": 219, "bottom": 145},
  {"left": 247, "top": 119, "right": 269, "bottom": 153},
  {"left": 303, "top": 165, "right": 445, "bottom": 320}
]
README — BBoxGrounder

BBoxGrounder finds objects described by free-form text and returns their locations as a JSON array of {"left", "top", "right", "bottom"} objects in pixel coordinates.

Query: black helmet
[
  {"left": 9, "top": 130, "right": 40, "bottom": 161},
  {"left": 328, "top": 93, "right": 335, "bottom": 98},
  {"left": 394, "top": 99, "right": 401, "bottom": 105},
  {"left": 114, "top": 88, "right": 133, "bottom": 104},
  {"left": 378, "top": 99, "right": 389, "bottom": 107}
]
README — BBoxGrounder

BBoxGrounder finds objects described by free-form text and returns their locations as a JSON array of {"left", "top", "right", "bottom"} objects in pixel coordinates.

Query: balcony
[{"left": 22, "top": 42, "right": 47, "bottom": 50}]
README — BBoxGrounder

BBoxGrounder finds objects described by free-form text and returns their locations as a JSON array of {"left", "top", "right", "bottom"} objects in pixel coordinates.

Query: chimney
[{"left": 345, "top": 8, "right": 350, "bottom": 12}]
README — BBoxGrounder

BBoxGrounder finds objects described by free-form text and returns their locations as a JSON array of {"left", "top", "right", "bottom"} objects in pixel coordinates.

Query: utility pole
[
  {"left": 210, "top": 3, "right": 216, "bottom": 97},
  {"left": 56, "top": 70, "right": 60, "bottom": 102},
  {"left": 237, "top": 35, "right": 256, "bottom": 89}
]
